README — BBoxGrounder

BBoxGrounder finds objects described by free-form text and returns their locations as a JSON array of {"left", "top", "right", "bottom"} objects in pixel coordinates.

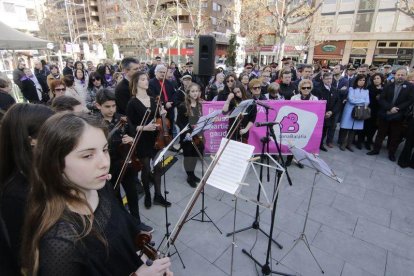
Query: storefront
[
  {"left": 373, "top": 40, "right": 414, "bottom": 66},
  {"left": 313, "top": 41, "right": 346, "bottom": 66}
]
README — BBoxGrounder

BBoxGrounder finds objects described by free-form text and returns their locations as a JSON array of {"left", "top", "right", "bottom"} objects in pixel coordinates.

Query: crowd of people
[{"left": 0, "top": 55, "right": 413, "bottom": 275}]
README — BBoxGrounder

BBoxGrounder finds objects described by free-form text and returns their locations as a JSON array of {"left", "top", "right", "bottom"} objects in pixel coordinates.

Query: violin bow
[
  {"left": 114, "top": 108, "right": 151, "bottom": 190},
  {"left": 153, "top": 68, "right": 168, "bottom": 122},
  {"left": 159, "top": 107, "right": 249, "bottom": 255}
]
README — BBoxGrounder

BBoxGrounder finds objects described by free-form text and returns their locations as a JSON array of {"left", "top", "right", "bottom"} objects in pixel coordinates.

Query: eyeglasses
[
  {"left": 245, "top": 67, "right": 252, "bottom": 69},
  {"left": 92, "top": 78, "right": 101, "bottom": 81},
  {"left": 252, "top": 86, "right": 261, "bottom": 90},
  {"left": 301, "top": 87, "right": 312, "bottom": 90},
  {"left": 55, "top": 88, "right": 66, "bottom": 92},
  {"left": 227, "top": 79, "right": 234, "bottom": 83}
]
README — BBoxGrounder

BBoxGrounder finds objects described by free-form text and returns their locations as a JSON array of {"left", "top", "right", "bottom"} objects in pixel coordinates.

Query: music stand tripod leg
[
  {"left": 187, "top": 140, "right": 222, "bottom": 234},
  {"left": 277, "top": 172, "right": 324, "bottom": 274},
  {"left": 226, "top": 125, "right": 282, "bottom": 249},
  {"left": 157, "top": 155, "right": 186, "bottom": 269}
]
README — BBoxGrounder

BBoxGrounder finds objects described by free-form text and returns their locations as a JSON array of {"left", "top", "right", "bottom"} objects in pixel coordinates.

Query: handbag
[{"left": 352, "top": 105, "right": 371, "bottom": 120}]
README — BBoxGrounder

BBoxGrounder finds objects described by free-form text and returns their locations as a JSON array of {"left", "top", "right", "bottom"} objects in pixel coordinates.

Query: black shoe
[
  {"left": 319, "top": 145, "right": 328, "bottom": 152},
  {"left": 356, "top": 143, "right": 362, "bottom": 150},
  {"left": 144, "top": 192, "right": 152, "bottom": 209},
  {"left": 398, "top": 162, "right": 409, "bottom": 168},
  {"left": 340, "top": 145, "right": 346, "bottom": 151},
  {"left": 364, "top": 142, "right": 371, "bottom": 151},
  {"left": 193, "top": 175, "right": 201, "bottom": 183},
  {"left": 285, "top": 159, "right": 292, "bottom": 167},
  {"left": 138, "top": 222, "right": 154, "bottom": 233},
  {"left": 388, "top": 154, "right": 396, "bottom": 162},
  {"left": 153, "top": 195, "right": 171, "bottom": 207},
  {"left": 296, "top": 162, "right": 304, "bottom": 169},
  {"left": 186, "top": 177, "right": 197, "bottom": 188},
  {"left": 346, "top": 145, "right": 354, "bottom": 152},
  {"left": 367, "top": 150, "right": 379, "bottom": 156}
]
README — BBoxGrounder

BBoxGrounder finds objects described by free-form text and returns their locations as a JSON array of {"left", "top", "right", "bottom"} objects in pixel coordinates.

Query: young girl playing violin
[
  {"left": 126, "top": 71, "right": 171, "bottom": 209},
  {"left": 95, "top": 88, "right": 153, "bottom": 233},
  {"left": 222, "top": 82, "right": 257, "bottom": 143},
  {"left": 176, "top": 82, "right": 204, "bottom": 187},
  {"left": 21, "top": 113, "right": 173, "bottom": 276}
]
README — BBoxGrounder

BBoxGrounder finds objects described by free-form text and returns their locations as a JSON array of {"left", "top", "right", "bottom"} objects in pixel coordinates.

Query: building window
[
  {"left": 389, "top": 42, "right": 398, "bottom": 47},
  {"left": 377, "top": 41, "right": 387, "bottom": 47},
  {"left": 321, "top": 0, "right": 337, "bottom": 13},
  {"left": 358, "top": 0, "right": 377, "bottom": 10},
  {"left": 354, "top": 12, "right": 374, "bottom": 32},
  {"left": 396, "top": 13, "right": 414, "bottom": 31},
  {"left": 201, "top": 1, "right": 208, "bottom": 8},
  {"left": 374, "top": 12, "right": 395, "bottom": 32},
  {"left": 3, "top": 2, "right": 15, "bottom": 12},
  {"left": 339, "top": 0, "right": 356, "bottom": 11},
  {"left": 212, "top": 2, "right": 222, "bottom": 12},
  {"left": 379, "top": 0, "right": 396, "bottom": 9},
  {"left": 211, "top": 17, "right": 217, "bottom": 25},
  {"left": 337, "top": 14, "right": 354, "bottom": 32}
]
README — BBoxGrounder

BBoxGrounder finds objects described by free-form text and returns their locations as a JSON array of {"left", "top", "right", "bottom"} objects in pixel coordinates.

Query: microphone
[
  {"left": 255, "top": 100, "right": 274, "bottom": 110},
  {"left": 255, "top": 121, "right": 279, "bottom": 127}
]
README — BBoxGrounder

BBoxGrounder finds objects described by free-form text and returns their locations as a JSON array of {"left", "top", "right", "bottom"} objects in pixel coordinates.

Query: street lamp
[{"left": 64, "top": 0, "right": 85, "bottom": 58}]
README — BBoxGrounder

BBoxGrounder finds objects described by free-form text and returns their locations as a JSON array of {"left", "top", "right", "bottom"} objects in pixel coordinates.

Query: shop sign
[{"left": 322, "top": 45, "right": 337, "bottom": 52}]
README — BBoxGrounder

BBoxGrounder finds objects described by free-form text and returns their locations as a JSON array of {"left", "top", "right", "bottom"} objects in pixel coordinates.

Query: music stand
[
  {"left": 152, "top": 126, "right": 191, "bottom": 270},
  {"left": 186, "top": 111, "right": 222, "bottom": 233},
  {"left": 277, "top": 146, "right": 343, "bottom": 274}
]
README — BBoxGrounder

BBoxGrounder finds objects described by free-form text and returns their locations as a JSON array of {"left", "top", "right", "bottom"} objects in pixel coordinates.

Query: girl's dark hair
[
  {"left": 352, "top": 74, "right": 367, "bottom": 89},
  {"left": 74, "top": 61, "right": 85, "bottom": 70},
  {"left": 0, "top": 103, "right": 54, "bottom": 188},
  {"left": 87, "top": 72, "right": 104, "bottom": 90},
  {"left": 63, "top": 74, "right": 75, "bottom": 87},
  {"left": 223, "top": 73, "right": 239, "bottom": 94},
  {"left": 97, "top": 63, "right": 114, "bottom": 77},
  {"left": 130, "top": 71, "right": 149, "bottom": 97},
  {"left": 51, "top": 96, "right": 81, "bottom": 112},
  {"left": 49, "top": 64, "right": 59, "bottom": 72},
  {"left": 370, "top": 73, "right": 385, "bottom": 85},
  {"left": 22, "top": 113, "right": 108, "bottom": 275},
  {"left": 233, "top": 82, "right": 249, "bottom": 100},
  {"left": 96, "top": 88, "right": 116, "bottom": 105}
]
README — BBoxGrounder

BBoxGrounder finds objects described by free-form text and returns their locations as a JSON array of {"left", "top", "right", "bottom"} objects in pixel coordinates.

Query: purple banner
[{"left": 202, "top": 101, "right": 326, "bottom": 154}]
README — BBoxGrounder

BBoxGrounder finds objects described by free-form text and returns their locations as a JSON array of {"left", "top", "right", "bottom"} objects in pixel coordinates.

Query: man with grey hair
[
  {"left": 149, "top": 64, "right": 176, "bottom": 134},
  {"left": 367, "top": 67, "right": 414, "bottom": 161}
]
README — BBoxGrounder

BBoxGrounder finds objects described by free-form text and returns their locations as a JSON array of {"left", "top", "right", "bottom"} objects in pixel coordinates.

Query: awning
[{"left": 0, "top": 21, "right": 49, "bottom": 50}]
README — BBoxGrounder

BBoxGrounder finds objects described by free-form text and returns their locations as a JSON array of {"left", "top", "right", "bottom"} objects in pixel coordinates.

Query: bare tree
[
  {"left": 111, "top": 0, "right": 175, "bottom": 58},
  {"left": 396, "top": 0, "right": 414, "bottom": 18}
]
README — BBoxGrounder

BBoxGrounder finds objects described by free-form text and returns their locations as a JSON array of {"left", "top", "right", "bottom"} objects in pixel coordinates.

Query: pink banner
[{"left": 202, "top": 101, "right": 326, "bottom": 154}]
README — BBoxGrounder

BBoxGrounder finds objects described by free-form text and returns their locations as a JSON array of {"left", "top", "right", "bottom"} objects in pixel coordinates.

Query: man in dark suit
[
  {"left": 114, "top": 57, "right": 140, "bottom": 115},
  {"left": 148, "top": 56, "right": 162, "bottom": 80},
  {"left": 62, "top": 58, "right": 74, "bottom": 76},
  {"left": 367, "top": 68, "right": 414, "bottom": 161},
  {"left": 316, "top": 72, "right": 341, "bottom": 151},
  {"left": 148, "top": 64, "right": 176, "bottom": 129}
]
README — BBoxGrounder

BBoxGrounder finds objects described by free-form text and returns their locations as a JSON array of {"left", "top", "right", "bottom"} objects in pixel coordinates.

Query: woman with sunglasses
[
  {"left": 216, "top": 73, "right": 238, "bottom": 101},
  {"left": 291, "top": 79, "right": 318, "bottom": 101},
  {"left": 249, "top": 78, "right": 267, "bottom": 100},
  {"left": 86, "top": 72, "right": 105, "bottom": 114},
  {"left": 47, "top": 79, "right": 67, "bottom": 105},
  {"left": 222, "top": 82, "right": 257, "bottom": 143}
]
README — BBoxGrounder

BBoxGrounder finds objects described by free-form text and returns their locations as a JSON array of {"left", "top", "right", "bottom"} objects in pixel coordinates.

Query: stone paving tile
[
  {"left": 395, "top": 165, "right": 414, "bottom": 178},
  {"left": 332, "top": 194, "right": 391, "bottom": 227},
  {"left": 340, "top": 262, "right": 376, "bottom": 276},
  {"left": 312, "top": 225, "right": 387, "bottom": 276},
  {"left": 296, "top": 201, "right": 358, "bottom": 235},
  {"left": 335, "top": 182, "right": 366, "bottom": 200},
  {"left": 385, "top": 252, "right": 414, "bottom": 276},
  {"left": 393, "top": 185, "right": 414, "bottom": 204},
  {"left": 353, "top": 218, "right": 414, "bottom": 261}
]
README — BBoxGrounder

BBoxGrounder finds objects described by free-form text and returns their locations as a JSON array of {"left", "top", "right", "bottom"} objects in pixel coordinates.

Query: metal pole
[{"left": 64, "top": 0, "right": 74, "bottom": 59}]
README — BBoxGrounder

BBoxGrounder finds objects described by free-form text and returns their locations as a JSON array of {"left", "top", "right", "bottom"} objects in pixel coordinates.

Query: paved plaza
[{"left": 138, "top": 143, "right": 414, "bottom": 276}]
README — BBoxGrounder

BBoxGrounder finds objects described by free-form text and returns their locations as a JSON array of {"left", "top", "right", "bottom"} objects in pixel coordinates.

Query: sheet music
[
  {"left": 289, "top": 146, "right": 343, "bottom": 183},
  {"left": 207, "top": 138, "right": 255, "bottom": 195},
  {"left": 192, "top": 110, "right": 222, "bottom": 137},
  {"left": 228, "top": 99, "right": 254, "bottom": 118}
]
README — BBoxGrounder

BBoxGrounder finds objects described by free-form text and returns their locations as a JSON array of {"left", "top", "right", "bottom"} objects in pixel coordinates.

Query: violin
[
  {"left": 135, "top": 233, "right": 167, "bottom": 276},
  {"left": 154, "top": 97, "right": 172, "bottom": 150},
  {"left": 117, "top": 119, "right": 143, "bottom": 172}
]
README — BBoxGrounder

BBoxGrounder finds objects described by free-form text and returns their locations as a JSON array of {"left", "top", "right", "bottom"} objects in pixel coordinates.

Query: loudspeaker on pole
[{"left": 193, "top": 35, "right": 216, "bottom": 76}]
